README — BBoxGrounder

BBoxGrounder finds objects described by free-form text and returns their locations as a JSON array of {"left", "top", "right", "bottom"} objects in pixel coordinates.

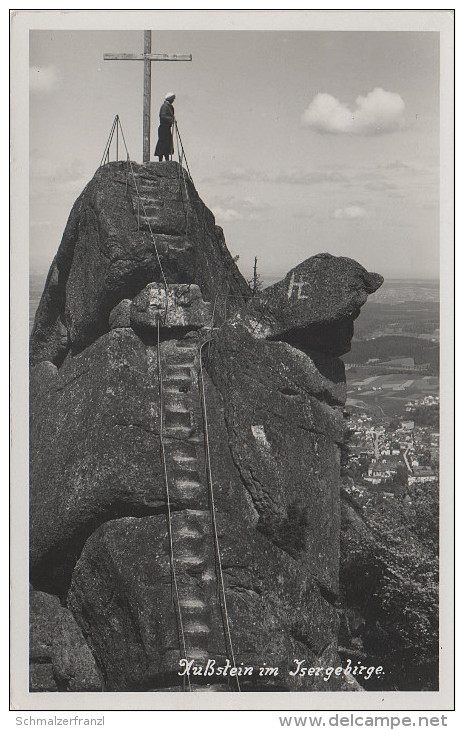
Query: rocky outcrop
[
  {"left": 30, "top": 161, "right": 382, "bottom": 692},
  {"left": 30, "top": 327, "right": 162, "bottom": 594},
  {"left": 130, "top": 283, "right": 213, "bottom": 332},
  {"left": 205, "top": 324, "right": 344, "bottom": 595},
  {"left": 240, "top": 254, "right": 383, "bottom": 355},
  {"left": 29, "top": 589, "right": 102, "bottom": 691},
  {"left": 67, "top": 514, "right": 341, "bottom": 691},
  {"left": 339, "top": 483, "right": 439, "bottom": 691},
  {"left": 30, "top": 161, "right": 249, "bottom": 365}
]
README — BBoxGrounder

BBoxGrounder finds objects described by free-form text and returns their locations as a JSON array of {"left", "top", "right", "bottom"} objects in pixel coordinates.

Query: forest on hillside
[{"left": 343, "top": 335, "right": 439, "bottom": 373}]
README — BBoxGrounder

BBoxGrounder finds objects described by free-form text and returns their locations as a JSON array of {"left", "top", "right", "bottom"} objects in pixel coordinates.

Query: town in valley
[{"left": 341, "top": 279, "right": 439, "bottom": 498}]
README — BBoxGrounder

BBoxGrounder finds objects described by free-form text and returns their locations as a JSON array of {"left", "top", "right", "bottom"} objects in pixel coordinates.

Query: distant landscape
[
  {"left": 344, "top": 279, "right": 439, "bottom": 420},
  {"left": 30, "top": 272, "right": 47, "bottom": 333},
  {"left": 339, "top": 279, "right": 439, "bottom": 690}
]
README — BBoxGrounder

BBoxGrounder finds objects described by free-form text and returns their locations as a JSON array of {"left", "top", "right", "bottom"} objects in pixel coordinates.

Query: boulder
[
  {"left": 29, "top": 260, "right": 69, "bottom": 367},
  {"left": 29, "top": 328, "right": 163, "bottom": 595},
  {"left": 67, "top": 511, "right": 342, "bottom": 691},
  {"left": 241, "top": 253, "right": 383, "bottom": 355},
  {"left": 109, "top": 298, "right": 132, "bottom": 329},
  {"left": 29, "top": 589, "right": 102, "bottom": 691},
  {"left": 30, "top": 162, "right": 250, "bottom": 363},
  {"left": 339, "top": 485, "right": 439, "bottom": 691},
  {"left": 130, "top": 283, "right": 212, "bottom": 332},
  {"left": 205, "top": 323, "right": 344, "bottom": 595}
]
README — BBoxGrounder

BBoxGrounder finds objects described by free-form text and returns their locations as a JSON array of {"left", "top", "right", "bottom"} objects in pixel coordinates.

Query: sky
[{"left": 29, "top": 29, "right": 440, "bottom": 285}]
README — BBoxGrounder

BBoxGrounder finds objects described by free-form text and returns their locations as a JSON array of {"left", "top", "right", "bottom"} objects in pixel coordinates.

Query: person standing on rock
[{"left": 154, "top": 92, "right": 175, "bottom": 162}]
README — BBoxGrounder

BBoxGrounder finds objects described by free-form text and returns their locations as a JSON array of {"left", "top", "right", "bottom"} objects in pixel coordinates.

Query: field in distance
[
  {"left": 344, "top": 279, "right": 439, "bottom": 419},
  {"left": 346, "top": 370, "right": 438, "bottom": 419}
]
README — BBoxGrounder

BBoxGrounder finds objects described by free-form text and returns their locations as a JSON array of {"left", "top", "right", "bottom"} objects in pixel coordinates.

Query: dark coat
[{"left": 154, "top": 100, "right": 174, "bottom": 157}]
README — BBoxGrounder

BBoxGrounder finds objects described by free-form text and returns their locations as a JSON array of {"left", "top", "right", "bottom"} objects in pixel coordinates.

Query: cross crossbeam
[
  {"left": 104, "top": 53, "right": 192, "bottom": 62},
  {"left": 104, "top": 31, "right": 192, "bottom": 162}
]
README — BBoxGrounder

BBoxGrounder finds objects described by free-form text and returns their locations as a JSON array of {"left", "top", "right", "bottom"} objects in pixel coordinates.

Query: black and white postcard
[{"left": 10, "top": 9, "right": 454, "bottom": 715}]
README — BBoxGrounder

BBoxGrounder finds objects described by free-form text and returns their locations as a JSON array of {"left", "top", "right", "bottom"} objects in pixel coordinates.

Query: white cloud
[
  {"left": 302, "top": 87, "right": 406, "bottom": 136},
  {"left": 30, "top": 65, "right": 59, "bottom": 94},
  {"left": 381, "top": 160, "right": 412, "bottom": 170},
  {"left": 332, "top": 206, "right": 370, "bottom": 220},
  {"left": 239, "top": 196, "right": 269, "bottom": 213},
  {"left": 221, "top": 166, "right": 348, "bottom": 186},
  {"left": 270, "top": 169, "right": 348, "bottom": 185},
  {"left": 364, "top": 180, "right": 397, "bottom": 192},
  {"left": 211, "top": 194, "right": 268, "bottom": 223},
  {"left": 223, "top": 166, "right": 255, "bottom": 181},
  {"left": 213, "top": 207, "right": 243, "bottom": 222},
  {"left": 295, "top": 208, "right": 315, "bottom": 219},
  {"left": 32, "top": 156, "right": 88, "bottom": 186}
]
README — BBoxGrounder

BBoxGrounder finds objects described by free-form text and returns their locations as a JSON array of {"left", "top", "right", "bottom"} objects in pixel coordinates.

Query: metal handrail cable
[
  {"left": 157, "top": 319, "right": 191, "bottom": 692},
  {"left": 99, "top": 115, "right": 118, "bottom": 167},
  {"left": 198, "top": 339, "right": 241, "bottom": 693},
  {"left": 115, "top": 118, "right": 169, "bottom": 296}
]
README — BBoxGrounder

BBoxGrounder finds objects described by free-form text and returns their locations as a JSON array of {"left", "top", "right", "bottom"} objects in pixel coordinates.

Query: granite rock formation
[
  {"left": 30, "top": 161, "right": 382, "bottom": 692},
  {"left": 240, "top": 254, "right": 383, "bottom": 355},
  {"left": 30, "top": 161, "right": 248, "bottom": 366},
  {"left": 29, "top": 589, "right": 102, "bottom": 691},
  {"left": 338, "top": 482, "right": 439, "bottom": 691}
]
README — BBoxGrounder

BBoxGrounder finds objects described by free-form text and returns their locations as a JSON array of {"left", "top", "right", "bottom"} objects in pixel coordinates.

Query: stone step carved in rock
[
  {"left": 172, "top": 479, "right": 204, "bottom": 501},
  {"left": 193, "top": 685, "right": 234, "bottom": 692},
  {"left": 166, "top": 362, "right": 194, "bottom": 373},
  {"left": 145, "top": 336, "right": 231, "bottom": 684},
  {"left": 177, "top": 525, "right": 203, "bottom": 540},
  {"left": 132, "top": 199, "right": 164, "bottom": 214},
  {"left": 163, "top": 425, "right": 193, "bottom": 439},
  {"left": 164, "top": 380, "right": 192, "bottom": 394},
  {"left": 186, "top": 434, "right": 203, "bottom": 445},
  {"left": 178, "top": 554, "right": 205, "bottom": 568},
  {"left": 141, "top": 205, "right": 168, "bottom": 218},
  {"left": 132, "top": 194, "right": 158, "bottom": 203},
  {"left": 184, "top": 622, "right": 211, "bottom": 635},
  {"left": 139, "top": 216, "right": 186, "bottom": 237},
  {"left": 164, "top": 409, "right": 192, "bottom": 431},
  {"left": 172, "top": 453, "right": 198, "bottom": 470},
  {"left": 171, "top": 480, "right": 204, "bottom": 505},
  {"left": 176, "top": 340, "right": 199, "bottom": 351},
  {"left": 179, "top": 598, "right": 207, "bottom": 611}
]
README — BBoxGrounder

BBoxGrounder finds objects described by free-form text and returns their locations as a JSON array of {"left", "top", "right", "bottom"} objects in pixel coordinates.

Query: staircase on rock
[
  {"left": 129, "top": 175, "right": 190, "bottom": 237},
  {"left": 146, "top": 333, "right": 238, "bottom": 691},
  {"left": 128, "top": 168, "right": 240, "bottom": 691}
]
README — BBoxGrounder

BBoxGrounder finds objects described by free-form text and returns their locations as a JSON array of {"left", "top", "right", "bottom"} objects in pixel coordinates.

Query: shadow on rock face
[
  {"left": 240, "top": 253, "right": 383, "bottom": 356},
  {"left": 270, "top": 319, "right": 355, "bottom": 357},
  {"left": 29, "top": 160, "right": 384, "bottom": 692}
]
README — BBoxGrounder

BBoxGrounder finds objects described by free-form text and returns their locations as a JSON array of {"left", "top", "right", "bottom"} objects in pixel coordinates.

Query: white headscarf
[{"left": 165, "top": 92, "right": 176, "bottom": 101}]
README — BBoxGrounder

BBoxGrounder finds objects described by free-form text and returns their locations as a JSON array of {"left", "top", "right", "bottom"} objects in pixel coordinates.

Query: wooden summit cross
[{"left": 104, "top": 31, "right": 192, "bottom": 163}]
